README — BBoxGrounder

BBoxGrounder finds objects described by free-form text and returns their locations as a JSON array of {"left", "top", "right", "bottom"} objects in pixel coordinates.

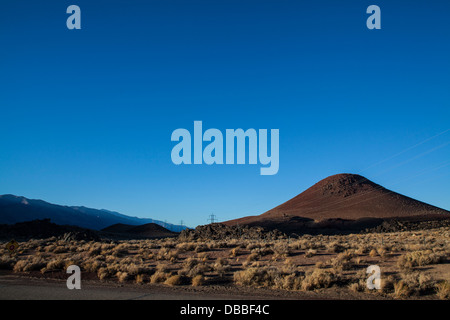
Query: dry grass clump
[
  {"left": 150, "top": 271, "right": 169, "bottom": 284},
  {"left": 197, "top": 252, "right": 209, "bottom": 262},
  {"left": 435, "top": 281, "right": 450, "bottom": 300},
  {"left": 194, "top": 244, "right": 209, "bottom": 253},
  {"left": 164, "top": 275, "right": 190, "bottom": 286},
  {"left": 326, "top": 242, "right": 345, "bottom": 253},
  {"left": 229, "top": 247, "right": 241, "bottom": 258},
  {"left": 82, "top": 258, "right": 106, "bottom": 273},
  {"left": 155, "top": 247, "right": 170, "bottom": 260},
  {"left": 135, "top": 273, "right": 148, "bottom": 284},
  {"left": 348, "top": 270, "right": 367, "bottom": 293},
  {"left": 301, "top": 268, "right": 339, "bottom": 291},
  {"left": 348, "top": 282, "right": 365, "bottom": 293},
  {"left": 381, "top": 270, "right": 436, "bottom": 298},
  {"left": 42, "top": 258, "right": 66, "bottom": 272},
  {"left": 125, "top": 263, "right": 152, "bottom": 276},
  {"left": 234, "top": 265, "right": 306, "bottom": 291},
  {"left": 369, "top": 249, "right": 378, "bottom": 257},
  {"left": 277, "top": 272, "right": 304, "bottom": 290},
  {"left": 273, "top": 242, "right": 290, "bottom": 258},
  {"left": 380, "top": 275, "right": 396, "bottom": 294},
  {"left": 304, "top": 249, "right": 317, "bottom": 258},
  {"left": 233, "top": 267, "right": 278, "bottom": 287},
  {"left": 245, "top": 252, "right": 260, "bottom": 263},
  {"left": 116, "top": 271, "right": 129, "bottom": 283},
  {"left": 13, "top": 257, "right": 46, "bottom": 272},
  {"left": 176, "top": 242, "right": 196, "bottom": 252},
  {"left": 112, "top": 243, "right": 129, "bottom": 257},
  {"left": 183, "top": 257, "right": 199, "bottom": 269},
  {"left": 246, "top": 242, "right": 261, "bottom": 251},
  {"left": 355, "top": 244, "right": 371, "bottom": 255},
  {"left": 393, "top": 280, "right": 412, "bottom": 298},
  {"left": 330, "top": 251, "right": 354, "bottom": 271},
  {"left": 397, "top": 250, "right": 446, "bottom": 269},
  {"left": 376, "top": 246, "right": 390, "bottom": 258},
  {"left": 191, "top": 274, "right": 205, "bottom": 286},
  {"left": 181, "top": 262, "right": 211, "bottom": 278}
]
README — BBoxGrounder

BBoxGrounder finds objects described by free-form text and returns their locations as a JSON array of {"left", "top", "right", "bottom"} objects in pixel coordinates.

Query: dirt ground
[{"left": 1, "top": 226, "right": 449, "bottom": 300}]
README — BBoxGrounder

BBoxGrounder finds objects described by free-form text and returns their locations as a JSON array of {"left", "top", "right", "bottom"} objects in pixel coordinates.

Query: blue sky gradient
[{"left": 1, "top": 1, "right": 449, "bottom": 227}]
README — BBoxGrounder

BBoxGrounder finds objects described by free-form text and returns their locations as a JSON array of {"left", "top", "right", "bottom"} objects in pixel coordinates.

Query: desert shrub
[
  {"left": 88, "top": 246, "right": 101, "bottom": 257},
  {"left": 150, "top": 271, "right": 169, "bottom": 283},
  {"left": 156, "top": 247, "right": 170, "bottom": 260},
  {"left": 182, "top": 262, "right": 211, "bottom": 278},
  {"left": 275, "top": 272, "right": 304, "bottom": 291},
  {"left": 215, "top": 257, "right": 228, "bottom": 266},
  {"left": 330, "top": 251, "right": 354, "bottom": 271},
  {"left": 305, "top": 249, "right": 317, "bottom": 258},
  {"left": 194, "top": 244, "right": 209, "bottom": 253},
  {"left": 192, "top": 275, "right": 205, "bottom": 286},
  {"left": 13, "top": 257, "right": 46, "bottom": 272},
  {"left": 253, "top": 247, "right": 274, "bottom": 256},
  {"left": 176, "top": 242, "right": 197, "bottom": 252},
  {"left": 229, "top": 248, "right": 240, "bottom": 257},
  {"left": 354, "top": 257, "right": 364, "bottom": 265},
  {"left": 348, "top": 282, "right": 365, "bottom": 293},
  {"left": 44, "top": 258, "right": 66, "bottom": 272},
  {"left": 301, "top": 269, "right": 338, "bottom": 291},
  {"left": 273, "top": 243, "right": 290, "bottom": 258},
  {"left": 112, "top": 243, "right": 129, "bottom": 257},
  {"left": 184, "top": 257, "right": 199, "bottom": 269},
  {"left": 348, "top": 269, "right": 367, "bottom": 293},
  {"left": 214, "top": 264, "right": 230, "bottom": 278},
  {"left": 116, "top": 271, "right": 129, "bottom": 283},
  {"left": 397, "top": 250, "right": 446, "bottom": 269},
  {"left": 400, "top": 271, "right": 433, "bottom": 295},
  {"left": 233, "top": 267, "right": 279, "bottom": 287},
  {"left": 53, "top": 246, "right": 68, "bottom": 254},
  {"left": 97, "top": 267, "right": 114, "bottom": 280},
  {"left": 155, "top": 262, "right": 170, "bottom": 273},
  {"left": 135, "top": 274, "right": 148, "bottom": 284},
  {"left": 315, "top": 261, "right": 326, "bottom": 269},
  {"left": 381, "top": 275, "right": 396, "bottom": 294},
  {"left": 82, "top": 259, "right": 106, "bottom": 273},
  {"left": 355, "top": 244, "right": 371, "bottom": 255},
  {"left": 393, "top": 280, "right": 412, "bottom": 298},
  {"left": 435, "top": 281, "right": 450, "bottom": 300},
  {"left": 246, "top": 242, "right": 261, "bottom": 251},
  {"left": 126, "top": 264, "right": 151, "bottom": 276},
  {"left": 164, "top": 275, "right": 189, "bottom": 286},
  {"left": 326, "top": 242, "right": 345, "bottom": 253},
  {"left": 197, "top": 252, "right": 209, "bottom": 262},
  {"left": 369, "top": 249, "right": 378, "bottom": 257},
  {"left": 246, "top": 253, "right": 260, "bottom": 263}
]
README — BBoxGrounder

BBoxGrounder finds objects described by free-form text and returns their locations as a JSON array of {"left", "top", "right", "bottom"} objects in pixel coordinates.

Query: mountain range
[{"left": 0, "top": 194, "right": 186, "bottom": 232}]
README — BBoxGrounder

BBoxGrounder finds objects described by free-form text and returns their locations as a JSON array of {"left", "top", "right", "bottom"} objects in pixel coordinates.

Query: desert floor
[{"left": 1, "top": 227, "right": 449, "bottom": 300}]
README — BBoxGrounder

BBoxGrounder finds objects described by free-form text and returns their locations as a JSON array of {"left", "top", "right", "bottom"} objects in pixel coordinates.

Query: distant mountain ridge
[{"left": 0, "top": 194, "right": 186, "bottom": 232}]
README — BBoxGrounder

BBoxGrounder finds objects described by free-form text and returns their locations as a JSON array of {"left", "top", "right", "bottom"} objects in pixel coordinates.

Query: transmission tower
[
  {"left": 179, "top": 220, "right": 185, "bottom": 232},
  {"left": 207, "top": 213, "right": 217, "bottom": 224}
]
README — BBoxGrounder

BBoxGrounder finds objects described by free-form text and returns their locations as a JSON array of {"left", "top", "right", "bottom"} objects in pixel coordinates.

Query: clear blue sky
[{"left": 1, "top": 0, "right": 449, "bottom": 227}]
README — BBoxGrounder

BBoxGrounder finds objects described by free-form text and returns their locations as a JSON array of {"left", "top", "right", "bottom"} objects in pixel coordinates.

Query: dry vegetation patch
[{"left": 1, "top": 226, "right": 449, "bottom": 299}]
